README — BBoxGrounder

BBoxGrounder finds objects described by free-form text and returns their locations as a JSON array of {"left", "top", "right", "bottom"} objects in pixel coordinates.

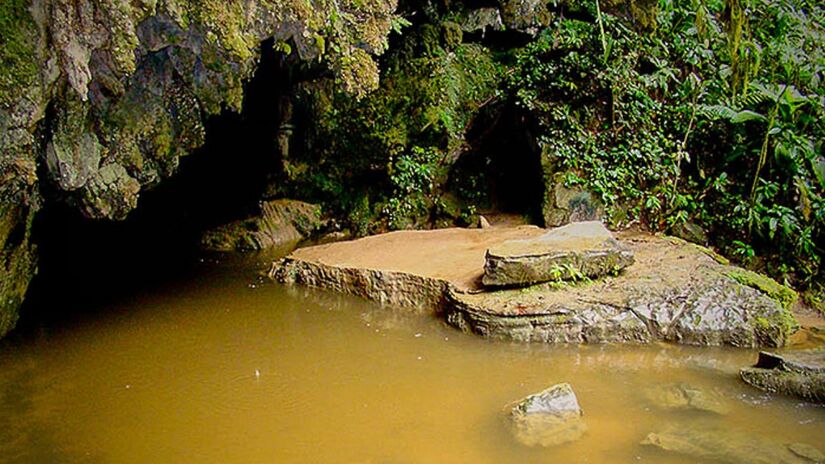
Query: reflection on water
[{"left": 0, "top": 256, "right": 823, "bottom": 463}]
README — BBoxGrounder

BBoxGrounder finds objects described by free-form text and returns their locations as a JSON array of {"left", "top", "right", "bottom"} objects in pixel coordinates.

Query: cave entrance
[
  {"left": 19, "top": 40, "right": 297, "bottom": 328},
  {"left": 450, "top": 104, "right": 545, "bottom": 225}
]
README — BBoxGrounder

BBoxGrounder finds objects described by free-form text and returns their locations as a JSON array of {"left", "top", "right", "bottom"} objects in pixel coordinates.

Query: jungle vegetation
[{"left": 280, "top": 0, "right": 823, "bottom": 306}]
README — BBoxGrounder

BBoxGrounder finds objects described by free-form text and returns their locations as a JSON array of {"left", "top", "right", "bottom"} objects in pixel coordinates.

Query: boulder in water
[{"left": 510, "top": 383, "right": 587, "bottom": 447}]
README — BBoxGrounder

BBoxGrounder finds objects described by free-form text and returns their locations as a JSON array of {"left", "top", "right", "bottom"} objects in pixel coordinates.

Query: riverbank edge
[{"left": 268, "top": 231, "right": 799, "bottom": 348}]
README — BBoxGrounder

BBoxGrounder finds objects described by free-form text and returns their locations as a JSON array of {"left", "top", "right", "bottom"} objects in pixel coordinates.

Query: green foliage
[
  {"left": 295, "top": 25, "right": 502, "bottom": 231},
  {"left": 505, "top": 0, "right": 824, "bottom": 286},
  {"left": 507, "top": 14, "right": 688, "bottom": 230}
]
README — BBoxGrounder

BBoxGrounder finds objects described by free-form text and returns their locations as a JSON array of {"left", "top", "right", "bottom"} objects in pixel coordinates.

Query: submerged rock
[
  {"left": 789, "top": 443, "right": 825, "bottom": 463},
  {"left": 201, "top": 199, "right": 322, "bottom": 253},
  {"left": 642, "top": 425, "right": 824, "bottom": 463},
  {"left": 483, "top": 221, "right": 634, "bottom": 287},
  {"left": 510, "top": 383, "right": 587, "bottom": 447},
  {"left": 644, "top": 383, "right": 729, "bottom": 415},
  {"left": 740, "top": 349, "right": 825, "bottom": 404}
]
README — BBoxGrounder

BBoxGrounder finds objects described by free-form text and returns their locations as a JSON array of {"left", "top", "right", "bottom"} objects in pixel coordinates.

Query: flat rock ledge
[
  {"left": 269, "top": 226, "right": 798, "bottom": 347},
  {"left": 740, "top": 349, "right": 825, "bottom": 403},
  {"left": 483, "top": 221, "right": 634, "bottom": 287}
]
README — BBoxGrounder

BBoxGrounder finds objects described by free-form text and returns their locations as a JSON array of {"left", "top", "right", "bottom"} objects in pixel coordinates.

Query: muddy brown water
[{"left": 1, "top": 255, "right": 823, "bottom": 463}]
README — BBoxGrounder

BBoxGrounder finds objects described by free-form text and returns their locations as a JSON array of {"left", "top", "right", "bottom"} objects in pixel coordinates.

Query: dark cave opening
[
  {"left": 449, "top": 103, "right": 545, "bottom": 224},
  {"left": 17, "top": 40, "right": 294, "bottom": 329}
]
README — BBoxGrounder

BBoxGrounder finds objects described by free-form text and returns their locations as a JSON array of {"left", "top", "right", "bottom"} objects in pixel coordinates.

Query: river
[{"left": 0, "top": 254, "right": 823, "bottom": 463}]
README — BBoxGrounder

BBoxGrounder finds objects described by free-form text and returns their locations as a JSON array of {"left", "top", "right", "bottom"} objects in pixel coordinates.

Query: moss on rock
[
  {"left": 0, "top": 0, "right": 38, "bottom": 106},
  {"left": 726, "top": 268, "right": 798, "bottom": 310}
]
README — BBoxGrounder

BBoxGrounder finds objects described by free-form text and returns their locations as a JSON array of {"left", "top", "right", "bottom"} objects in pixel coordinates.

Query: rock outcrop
[
  {"left": 0, "top": 0, "right": 399, "bottom": 337},
  {"left": 0, "top": 192, "right": 37, "bottom": 338},
  {"left": 201, "top": 199, "right": 322, "bottom": 253},
  {"left": 270, "top": 226, "right": 799, "bottom": 347},
  {"left": 510, "top": 383, "right": 586, "bottom": 447},
  {"left": 482, "top": 221, "right": 634, "bottom": 287},
  {"left": 740, "top": 350, "right": 825, "bottom": 404}
]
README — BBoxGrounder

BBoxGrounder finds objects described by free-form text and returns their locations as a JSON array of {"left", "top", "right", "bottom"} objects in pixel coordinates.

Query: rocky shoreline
[{"left": 270, "top": 224, "right": 799, "bottom": 348}]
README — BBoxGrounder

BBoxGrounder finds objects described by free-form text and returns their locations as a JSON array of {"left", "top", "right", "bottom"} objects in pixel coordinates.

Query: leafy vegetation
[
  {"left": 288, "top": 22, "right": 502, "bottom": 232},
  {"left": 504, "top": 0, "right": 824, "bottom": 289}
]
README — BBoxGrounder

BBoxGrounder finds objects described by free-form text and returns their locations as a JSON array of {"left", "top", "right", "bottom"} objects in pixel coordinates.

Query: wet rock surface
[
  {"left": 201, "top": 199, "right": 322, "bottom": 253},
  {"left": 510, "top": 383, "right": 587, "bottom": 447},
  {"left": 482, "top": 221, "right": 634, "bottom": 287},
  {"left": 642, "top": 425, "right": 825, "bottom": 463},
  {"left": 740, "top": 349, "right": 825, "bottom": 403},
  {"left": 271, "top": 227, "right": 799, "bottom": 347}
]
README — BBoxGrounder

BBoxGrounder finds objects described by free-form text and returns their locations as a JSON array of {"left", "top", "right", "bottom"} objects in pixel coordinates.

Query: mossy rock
[
  {"left": 0, "top": 197, "right": 37, "bottom": 338},
  {"left": 725, "top": 268, "right": 797, "bottom": 310},
  {"left": 0, "top": 0, "right": 39, "bottom": 105}
]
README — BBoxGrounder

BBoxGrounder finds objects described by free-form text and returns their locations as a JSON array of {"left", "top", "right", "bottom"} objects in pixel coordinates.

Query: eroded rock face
[
  {"left": 740, "top": 350, "right": 825, "bottom": 404},
  {"left": 542, "top": 172, "right": 604, "bottom": 228},
  {"left": 0, "top": 192, "right": 38, "bottom": 339},
  {"left": 0, "top": 0, "right": 400, "bottom": 338},
  {"left": 201, "top": 199, "right": 322, "bottom": 253},
  {"left": 510, "top": 383, "right": 587, "bottom": 447},
  {"left": 642, "top": 425, "right": 825, "bottom": 463},
  {"left": 483, "top": 222, "right": 634, "bottom": 287}
]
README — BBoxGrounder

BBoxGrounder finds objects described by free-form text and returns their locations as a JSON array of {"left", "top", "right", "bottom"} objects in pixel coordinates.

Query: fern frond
[{"left": 698, "top": 104, "right": 738, "bottom": 120}]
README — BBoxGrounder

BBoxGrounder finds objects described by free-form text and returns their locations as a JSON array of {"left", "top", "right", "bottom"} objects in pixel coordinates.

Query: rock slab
[
  {"left": 201, "top": 199, "right": 322, "bottom": 253},
  {"left": 740, "top": 349, "right": 825, "bottom": 404},
  {"left": 510, "top": 383, "right": 587, "bottom": 447},
  {"left": 483, "top": 221, "right": 634, "bottom": 287},
  {"left": 271, "top": 227, "right": 798, "bottom": 348}
]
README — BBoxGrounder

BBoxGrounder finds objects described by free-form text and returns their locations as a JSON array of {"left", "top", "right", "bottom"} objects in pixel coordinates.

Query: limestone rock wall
[{"left": 0, "top": 0, "right": 398, "bottom": 337}]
